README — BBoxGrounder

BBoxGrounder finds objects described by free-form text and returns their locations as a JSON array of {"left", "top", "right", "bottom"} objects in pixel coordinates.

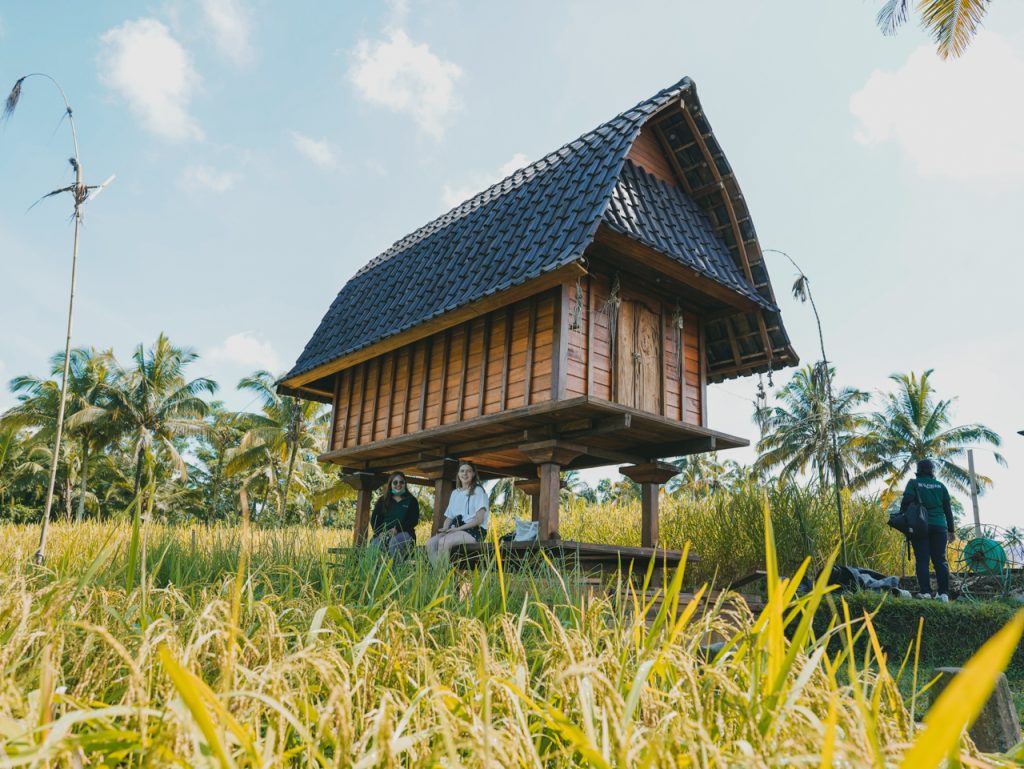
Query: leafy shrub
[{"left": 820, "top": 591, "right": 1024, "bottom": 679}]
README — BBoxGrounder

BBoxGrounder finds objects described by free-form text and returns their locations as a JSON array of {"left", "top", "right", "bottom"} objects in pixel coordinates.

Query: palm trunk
[
  {"left": 211, "top": 452, "right": 225, "bottom": 521},
  {"left": 281, "top": 441, "right": 298, "bottom": 523},
  {"left": 76, "top": 441, "right": 89, "bottom": 523}
]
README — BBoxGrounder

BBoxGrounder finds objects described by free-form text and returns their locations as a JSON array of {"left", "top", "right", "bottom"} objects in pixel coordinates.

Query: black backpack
[{"left": 888, "top": 481, "right": 929, "bottom": 538}]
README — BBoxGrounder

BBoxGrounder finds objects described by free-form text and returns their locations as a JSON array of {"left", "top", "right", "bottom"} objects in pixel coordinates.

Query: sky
[{"left": 1, "top": 1, "right": 1021, "bottom": 528}]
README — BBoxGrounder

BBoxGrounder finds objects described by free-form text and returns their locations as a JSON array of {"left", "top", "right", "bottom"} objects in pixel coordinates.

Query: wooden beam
[
  {"left": 438, "top": 329, "right": 451, "bottom": 424},
  {"left": 400, "top": 348, "right": 412, "bottom": 434},
  {"left": 678, "top": 107, "right": 776, "bottom": 367},
  {"left": 341, "top": 369, "right": 354, "bottom": 448},
  {"left": 524, "top": 296, "right": 536, "bottom": 406},
  {"left": 330, "top": 373, "right": 341, "bottom": 452},
  {"left": 538, "top": 462, "right": 561, "bottom": 539},
  {"left": 620, "top": 461, "right": 680, "bottom": 485},
  {"left": 354, "top": 364, "right": 368, "bottom": 445},
  {"left": 418, "top": 337, "right": 432, "bottom": 431},
  {"left": 477, "top": 313, "right": 491, "bottom": 418},
  {"left": 552, "top": 284, "right": 568, "bottom": 401},
  {"left": 592, "top": 228, "right": 761, "bottom": 313},
  {"left": 370, "top": 357, "right": 382, "bottom": 442},
  {"left": 639, "top": 482, "right": 659, "bottom": 548},
  {"left": 699, "top": 320, "right": 709, "bottom": 426},
  {"left": 585, "top": 274, "right": 594, "bottom": 397},
  {"left": 519, "top": 439, "right": 587, "bottom": 466},
  {"left": 457, "top": 324, "right": 470, "bottom": 421},
  {"left": 500, "top": 308, "right": 512, "bottom": 411},
  {"left": 341, "top": 472, "right": 386, "bottom": 546},
  {"left": 384, "top": 351, "right": 397, "bottom": 438},
  {"left": 280, "top": 263, "right": 588, "bottom": 390},
  {"left": 415, "top": 458, "right": 459, "bottom": 534}
]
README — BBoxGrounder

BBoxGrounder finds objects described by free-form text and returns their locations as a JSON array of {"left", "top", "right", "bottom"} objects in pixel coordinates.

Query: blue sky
[{"left": 1, "top": 1, "right": 1021, "bottom": 527}]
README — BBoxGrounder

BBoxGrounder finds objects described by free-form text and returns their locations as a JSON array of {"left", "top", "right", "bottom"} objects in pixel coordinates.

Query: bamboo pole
[{"left": 4, "top": 74, "right": 112, "bottom": 563}]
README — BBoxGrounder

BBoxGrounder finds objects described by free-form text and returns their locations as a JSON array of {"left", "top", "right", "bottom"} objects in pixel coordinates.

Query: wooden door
[{"left": 614, "top": 298, "right": 662, "bottom": 413}]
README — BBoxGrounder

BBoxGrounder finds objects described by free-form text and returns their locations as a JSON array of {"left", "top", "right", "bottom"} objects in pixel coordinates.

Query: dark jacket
[
  {"left": 900, "top": 474, "right": 954, "bottom": 532},
  {"left": 370, "top": 492, "right": 420, "bottom": 535}
]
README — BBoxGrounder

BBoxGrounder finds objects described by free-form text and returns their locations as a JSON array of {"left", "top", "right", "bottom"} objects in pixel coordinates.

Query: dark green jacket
[
  {"left": 900, "top": 475, "right": 954, "bottom": 531},
  {"left": 370, "top": 493, "right": 420, "bottom": 535}
]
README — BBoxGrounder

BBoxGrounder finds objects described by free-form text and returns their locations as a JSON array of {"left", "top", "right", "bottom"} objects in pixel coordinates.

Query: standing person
[
  {"left": 901, "top": 458, "right": 956, "bottom": 600},
  {"left": 425, "top": 461, "right": 489, "bottom": 564},
  {"left": 369, "top": 471, "right": 420, "bottom": 560}
]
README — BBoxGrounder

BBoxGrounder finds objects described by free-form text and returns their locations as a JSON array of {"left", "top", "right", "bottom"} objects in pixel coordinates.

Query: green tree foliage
[
  {"left": 856, "top": 370, "right": 1005, "bottom": 504},
  {"left": 877, "top": 0, "right": 992, "bottom": 59},
  {"left": 2, "top": 347, "right": 116, "bottom": 521},
  {"left": 754, "top": 365, "right": 870, "bottom": 488}
]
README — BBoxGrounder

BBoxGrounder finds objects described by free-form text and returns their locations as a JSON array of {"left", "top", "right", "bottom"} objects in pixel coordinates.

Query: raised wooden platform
[
  {"left": 449, "top": 539, "right": 699, "bottom": 576},
  {"left": 318, "top": 396, "right": 746, "bottom": 480}
]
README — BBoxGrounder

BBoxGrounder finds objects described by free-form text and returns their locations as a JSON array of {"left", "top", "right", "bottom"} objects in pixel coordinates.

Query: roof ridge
[{"left": 352, "top": 77, "right": 693, "bottom": 279}]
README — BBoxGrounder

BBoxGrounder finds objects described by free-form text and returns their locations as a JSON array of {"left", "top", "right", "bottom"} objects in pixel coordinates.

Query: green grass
[{"left": 0, "top": 513, "right": 1021, "bottom": 767}]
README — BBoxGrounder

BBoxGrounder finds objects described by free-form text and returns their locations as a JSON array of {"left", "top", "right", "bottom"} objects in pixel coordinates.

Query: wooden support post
[
  {"left": 416, "top": 458, "right": 459, "bottom": 534},
  {"left": 342, "top": 471, "right": 386, "bottom": 547},
  {"left": 520, "top": 441, "right": 586, "bottom": 541},
  {"left": 620, "top": 462, "right": 680, "bottom": 548},
  {"left": 516, "top": 479, "right": 542, "bottom": 523},
  {"left": 538, "top": 463, "right": 561, "bottom": 540}
]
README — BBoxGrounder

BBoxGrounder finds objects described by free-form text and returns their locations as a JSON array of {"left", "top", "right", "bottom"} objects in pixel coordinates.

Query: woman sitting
[
  {"left": 369, "top": 471, "right": 420, "bottom": 560},
  {"left": 426, "top": 461, "right": 489, "bottom": 564}
]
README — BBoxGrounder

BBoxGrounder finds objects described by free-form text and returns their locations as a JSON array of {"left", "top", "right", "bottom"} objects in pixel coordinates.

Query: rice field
[{"left": 0, "top": 509, "right": 1022, "bottom": 767}]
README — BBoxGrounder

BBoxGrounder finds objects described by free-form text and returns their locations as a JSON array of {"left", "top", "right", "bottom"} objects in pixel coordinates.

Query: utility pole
[{"left": 967, "top": 449, "right": 981, "bottom": 537}]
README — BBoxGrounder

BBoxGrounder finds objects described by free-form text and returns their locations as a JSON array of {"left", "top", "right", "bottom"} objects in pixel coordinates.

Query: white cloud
[
  {"left": 441, "top": 152, "right": 529, "bottom": 208},
  {"left": 200, "top": 0, "right": 254, "bottom": 66},
  {"left": 349, "top": 28, "right": 462, "bottom": 139},
  {"left": 850, "top": 31, "right": 1024, "bottom": 180},
  {"left": 207, "top": 332, "right": 281, "bottom": 372},
  {"left": 290, "top": 131, "right": 337, "bottom": 168},
  {"left": 98, "top": 18, "right": 203, "bottom": 141},
  {"left": 179, "top": 164, "right": 237, "bottom": 192}
]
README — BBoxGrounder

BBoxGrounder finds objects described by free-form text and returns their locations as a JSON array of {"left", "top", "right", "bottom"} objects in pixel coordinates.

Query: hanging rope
[
  {"left": 605, "top": 274, "right": 622, "bottom": 369},
  {"left": 569, "top": 276, "right": 583, "bottom": 331},
  {"left": 672, "top": 303, "right": 685, "bottom": 384}
]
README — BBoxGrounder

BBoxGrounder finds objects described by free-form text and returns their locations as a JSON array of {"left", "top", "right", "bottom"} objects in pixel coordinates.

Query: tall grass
[
  {"left": 561, "top": 481, "right": 905, "bottom": 583},
  {"left": 0, "top": 512, "right": 1020, "bottom": 766}
]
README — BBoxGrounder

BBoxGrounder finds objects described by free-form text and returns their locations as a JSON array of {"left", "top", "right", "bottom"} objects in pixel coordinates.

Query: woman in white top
[{"left": 426, "top": 460, "right": 490, "bottom": 564}]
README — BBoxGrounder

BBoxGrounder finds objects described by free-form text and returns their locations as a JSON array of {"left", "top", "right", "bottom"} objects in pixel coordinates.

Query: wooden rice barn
[{"left": 279, "top": 76, "right": 798, "bottom": 554}]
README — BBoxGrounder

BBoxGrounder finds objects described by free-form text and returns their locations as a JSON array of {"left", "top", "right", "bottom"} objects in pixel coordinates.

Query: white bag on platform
[{"left": 513, "top": 519, "right": 539, "bottom": 542}]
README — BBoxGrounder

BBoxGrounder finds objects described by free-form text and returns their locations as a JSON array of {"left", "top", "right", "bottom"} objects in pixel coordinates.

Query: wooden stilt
[
  {"left": 416, "top": 458, "right": 459, "bottom": 534},
  {"left": 538, "top": 463, "right": 561, "bottom": 540},
  {"left": 342, "top": 472, "right": 386, "bottom": 546},
  {"left": 620, "top": 462, "right": 680, "bottom": 549},
  {"left": 516, "top": 479, "right": 542, "bottom": 523}
]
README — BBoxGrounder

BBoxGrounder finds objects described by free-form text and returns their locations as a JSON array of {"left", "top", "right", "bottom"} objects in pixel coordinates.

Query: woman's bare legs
[{"left": 427, "top": 530, "right": 476, "bottom": 565}]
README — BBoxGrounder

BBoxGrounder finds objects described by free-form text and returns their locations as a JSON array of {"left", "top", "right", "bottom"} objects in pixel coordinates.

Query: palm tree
[
  {"left": 102, "top": 334, "right": 216, "bottom": 506},
  {"left": 0, "top": 427, "right": 49, "bottom": 518},
  {"left": 668, "top": 452, "right": 745, "bottom": 497},
  {"left": 755, "top": 365, "right": 870, "bottom": 488},
  {"left": 3, "top": 347, "right": 116, "bottom": 521},
  {"left": 876, "top": 0, "right": 991, "bottom": 59},
  {"left": 856, "top": 370, "right": 1005, "bottom": 504},
  {"left": 227, "top": 371, "right": 327, "bottom": 522}
]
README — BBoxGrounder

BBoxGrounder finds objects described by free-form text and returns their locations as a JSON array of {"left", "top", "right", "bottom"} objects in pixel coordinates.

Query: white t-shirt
[{"left": 444, "top": 486, "right": 490, "bottom": 530}]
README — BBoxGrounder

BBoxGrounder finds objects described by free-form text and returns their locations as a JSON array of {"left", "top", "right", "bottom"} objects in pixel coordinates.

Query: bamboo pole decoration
[
  {"left": 762, "top": 248, "right": 848, "bottom": 566},
  {"left": 4, "top": 74, "right": 114, "bottom": 564}
]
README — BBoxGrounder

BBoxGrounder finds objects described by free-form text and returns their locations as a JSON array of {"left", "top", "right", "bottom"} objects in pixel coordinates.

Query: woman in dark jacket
[
  {"left": 370, "top": 471, "right": 420, "bottom": 559},
  {"left": 900, "top": 459, "right": 956, "bottom": 600}
]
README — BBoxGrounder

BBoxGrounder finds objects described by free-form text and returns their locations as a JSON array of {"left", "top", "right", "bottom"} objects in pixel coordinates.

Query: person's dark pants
[
  {"left": 911, "top": 525, "right": 950, "bottom": 595},
  {"left": 370, "top": 531, "right": 415, "bottom": 560}
]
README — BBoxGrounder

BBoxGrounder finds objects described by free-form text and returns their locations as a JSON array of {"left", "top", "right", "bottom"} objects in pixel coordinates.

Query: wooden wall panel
[
  {"left": 333, "top": 289, "right": 557, "bottom": 447},
  {"left": 626, "top": 126, "right": 678, "bottom": 187},
  {"left": 565, "top": 277, "right": 589, "bottom": 398},
  {"left": 588, "top": 274, "right": 613, "bottom": 402}
]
